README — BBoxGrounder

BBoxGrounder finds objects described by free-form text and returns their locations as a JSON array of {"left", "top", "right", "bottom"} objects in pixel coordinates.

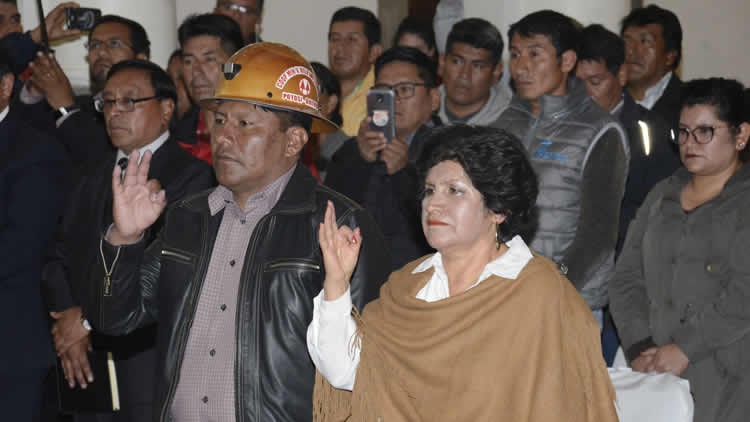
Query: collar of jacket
[
  {"left": 182, "top": 163, "right": 320, "bottom": 215},
  {"left": 509, "top": 76, "right": 589, "bottom": 121}
]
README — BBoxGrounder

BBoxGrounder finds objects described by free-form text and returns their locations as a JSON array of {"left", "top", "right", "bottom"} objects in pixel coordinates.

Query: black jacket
[
  {"left": 41, "top": 137, "right": 214, "bottom": 407},
  {"left": 0, "top": 106, "right": 69, "bottom": 371},
  {"left": 650, "top": 73, "right": 682, "bottom": 136},
  {"left": 616, "top": 92, "right": 681, "bottom": 256},
  {"left": 90, "top": 164, "right": 391, "bottom": 422},
  {"left": 326, "top": 119, "right": 438, "bottom": 270}
]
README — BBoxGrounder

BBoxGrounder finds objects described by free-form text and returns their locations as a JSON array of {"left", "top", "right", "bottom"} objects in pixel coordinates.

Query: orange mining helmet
[{"left": 200, "top": 42, "right": 338, "bottom": 133}]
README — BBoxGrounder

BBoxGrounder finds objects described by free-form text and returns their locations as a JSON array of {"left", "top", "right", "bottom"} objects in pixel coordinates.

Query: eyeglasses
[
  {"left": 94, "top": 96, "right": 160, "bottom": 113},
  {"left": 675, "top": 125, "right": 731, "bottom": 145},
  {"left": 372, "top": 82, "right": 430, "bottom": 99},
  {"left": 85, "top": 38, "right": 133, "bottom": 52},
  {"left": 217, "top": 2, "right": 258, "bottom": 16}
]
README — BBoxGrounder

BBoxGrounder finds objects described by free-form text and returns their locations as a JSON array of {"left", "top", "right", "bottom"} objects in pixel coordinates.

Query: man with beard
[
  {"left": 23, "top": 15, "right": 150, "bottom": 163},
  {"left": 171, "top": 13, "right": 244, "bottom": 163}
]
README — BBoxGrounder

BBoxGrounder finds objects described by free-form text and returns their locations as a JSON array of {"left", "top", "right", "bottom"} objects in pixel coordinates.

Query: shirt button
[
  {"left": 209, "top": 349, "right": 216, "bottom": 357},
  {"left": 202, "top": 396, "right": 208, "bottom": 404},
  {"left": 230, "top": 259, "right": 236, "bottom": 267},
  {"left": 220, "top": 304, "right": 226, "bottom": 311},
  {"left": 706, "top": 263, "right": 714, "bottom": 272}
]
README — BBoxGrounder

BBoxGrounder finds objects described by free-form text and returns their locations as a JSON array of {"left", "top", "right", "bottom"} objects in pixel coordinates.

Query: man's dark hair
[
  {"left": 446, "top": 18, "right": 504, "bottom": 65},
  {"left": 375, "top": 46, "right": 438, "bottom": 89},
  {"left": 215, "top": 0, "right": 264, "bottom": 13},
  {"left": 0, "top": 43, "right": 12, "bottom": 78},
  {"left": 311, "top": 62, "right": 342, "bottom": 126},
  {"left": 621, "top": 5, "right": 682, "bottom": 70},
  {"left": 329, "top": 7, "right": 381, "bottom": 47},
  {"left": 90, "top": 15, "right": 151, "bottom": 58},
  {"left": 578, "top": 24, "right": 625, "bottom": 75},
  {"left": 508, "top": 10, "right": 578, "bottom": 58},
  {"left": 681, "top": 78, "right": 746, "bottom": 129},
  {"left": 168, "top": 49, "right": 182, "bottom": 63},
  {"left": 107, "top": 59, "right": 177, "bottom": 106},
  {"left": 417, "top": 125, "right": 539, "bottom": 241},
  {"left": 178, "top": 13, "right": 244, "bottom": 56},
  {"left": 0, "top": 0, "right": 17, "bottom": 5},
  {"left": 394, "top": 16, "right": 436, "bottom": 59}
]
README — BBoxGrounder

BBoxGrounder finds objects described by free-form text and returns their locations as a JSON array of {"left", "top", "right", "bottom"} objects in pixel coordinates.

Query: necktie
[{"left": 117, "top": 157, "right": 128, "bottom": 181}]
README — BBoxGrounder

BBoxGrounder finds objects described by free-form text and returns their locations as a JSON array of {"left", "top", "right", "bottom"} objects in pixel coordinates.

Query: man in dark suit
[
  {"left": 42, "top": 60, "right": 214, "bottom": 421},
  {"left": 0, "top": 45, "right": 69, "bottom": 421},
  {"left": 21, "top": 15, "right": 150, "bottom": 164},
  {"left": 621, "top": 5, "right": 683, "bottom": 134},
  {"left": 577, "top": 24, "right": 682, "bottom": 257}
]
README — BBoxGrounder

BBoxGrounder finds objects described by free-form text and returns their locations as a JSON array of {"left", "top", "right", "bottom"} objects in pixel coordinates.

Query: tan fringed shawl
[{"left": 313, "top": 254, "right": 618, "bottom": 422}]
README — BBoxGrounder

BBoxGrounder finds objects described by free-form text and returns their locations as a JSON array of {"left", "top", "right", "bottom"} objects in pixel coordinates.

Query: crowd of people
[{"left": 1, "top": 0, "right": 749, "bottom": 421}]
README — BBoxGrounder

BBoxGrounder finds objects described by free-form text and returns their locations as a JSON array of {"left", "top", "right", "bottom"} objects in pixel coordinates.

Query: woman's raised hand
[
  {"left": 318, "top": 201, "right": 362, "bottom": 301},
  {"left": 108, "top": 150, "right": 167, "bottom": 245}
]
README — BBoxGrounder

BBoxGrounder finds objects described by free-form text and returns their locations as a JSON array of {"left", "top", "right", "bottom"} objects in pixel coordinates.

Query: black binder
[{"left": 56, "top": 350, "right": 121, "bottom": 413}]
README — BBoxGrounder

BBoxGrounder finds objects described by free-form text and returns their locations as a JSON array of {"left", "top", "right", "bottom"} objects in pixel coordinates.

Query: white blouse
[{"left": 306, "top": 235, "right": 533, "bottom": 390}]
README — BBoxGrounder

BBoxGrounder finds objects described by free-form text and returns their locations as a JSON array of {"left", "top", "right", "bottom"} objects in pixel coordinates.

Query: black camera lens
[
  {"left": 78, "top": 11, "right": 96, "bottom": 28},
  {"left": 376, "top": 95, "right": 383, "bottom": 104}
]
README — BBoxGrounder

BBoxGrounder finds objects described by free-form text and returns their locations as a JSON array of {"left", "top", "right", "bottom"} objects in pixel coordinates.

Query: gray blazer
[{"left": 610, "top": 164, "right": 750, "bottom": 422}]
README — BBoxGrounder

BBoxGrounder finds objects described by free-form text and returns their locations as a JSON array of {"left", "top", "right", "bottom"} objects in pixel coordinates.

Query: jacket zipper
[
  {"left": 266, "top": 262, "right": 321, "bottom": 271},
  {"left": 161, "top": 249, "right": 193, "bottom": 262},
  {"left": 159, "top": 214, "right": 212, "bottom": 422},
  {"left": 235, "top": 214, "right": 276, "bottom": 422}
]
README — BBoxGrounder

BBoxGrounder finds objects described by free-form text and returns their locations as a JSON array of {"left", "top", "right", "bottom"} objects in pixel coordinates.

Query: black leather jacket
[{"left": 89, "top": 165, "right": 391, "bottom": 421}]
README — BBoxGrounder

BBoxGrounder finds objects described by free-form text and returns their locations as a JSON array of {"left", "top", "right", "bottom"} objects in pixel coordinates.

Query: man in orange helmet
[{"left": 87, "top": 42, "right": 390, "bottom": 422}]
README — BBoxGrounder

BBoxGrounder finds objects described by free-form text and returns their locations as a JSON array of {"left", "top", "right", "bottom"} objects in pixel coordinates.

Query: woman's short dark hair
[
  {"left": 90, "top": 15, "right": 151, "bottom": 58},
  {"left": 311, "top": 62, "right": 342, "bottom": 126},
  {"left": 394, "top": 16, "right": 436, "bottom": 60},
  {"left": 446, "top": 18, "right": 503, "bottom": 65},
  {"left": 681, "top": 78, "right": 746, "bottom": 129},
  {"left": 417, "top": 125, "right": 538, "bottom": 241},
  {"left": 178, "top": 13, "right": 244, "bottom": 56}
]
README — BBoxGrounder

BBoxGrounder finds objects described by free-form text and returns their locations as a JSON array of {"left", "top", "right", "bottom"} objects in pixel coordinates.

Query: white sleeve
[
  {"left": 433, "top": 0, "right": 464, "bottom": 55},
  {"left": 306, "top": 287, "right": 360, "bottom": 391}
]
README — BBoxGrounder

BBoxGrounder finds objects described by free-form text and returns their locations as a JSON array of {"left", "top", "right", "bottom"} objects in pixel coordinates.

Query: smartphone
[
  {"left": 65, "top": 7, "right": 102, "bottom": 31},
  {"left": 366, "top": 88, "right": 395, "bottom": 143}
]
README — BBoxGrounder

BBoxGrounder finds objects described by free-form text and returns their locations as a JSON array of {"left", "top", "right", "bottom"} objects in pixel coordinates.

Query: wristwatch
[
  {"left": 81, "top": 317, "right": 92, "bottom": 332},
  {"left": 54, "top": 105, "right": 80, "bottom": 119}
]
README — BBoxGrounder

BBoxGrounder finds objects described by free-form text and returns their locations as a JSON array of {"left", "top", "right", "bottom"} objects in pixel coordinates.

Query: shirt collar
[
  {"left": 412, "top": 235, "right": 533, "bottom": 282},
  {"left": 611, "top": 95, "right": 625, "bottom": 116},
  {"left": 115, "top": 130, "right": 170, "bottom": 164},
  {"left": 208, "top": 163, "right": 297, "bottom": 216},
  {"left": 0, "top": 105, "right": 9, "bottom": 124},
  {"left": 636, "top": 71, "right": 672, "bottom": 110}
]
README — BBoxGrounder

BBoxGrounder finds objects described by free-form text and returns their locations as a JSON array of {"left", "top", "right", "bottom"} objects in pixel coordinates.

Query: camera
[{"left": 65, "top": 7, "right": 101, "bottom": 31}]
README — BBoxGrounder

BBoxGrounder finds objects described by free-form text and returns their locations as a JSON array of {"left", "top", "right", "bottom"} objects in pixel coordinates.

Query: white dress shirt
[
  {"left": 636, "top": 71, "right": 672, "bottom": 110},
  {"left": 114, "top": 130, "right": 170, "bottom": 174},
  {"left": 306, "top": 235, "right": 533, "bottom": 390},
  {"left": 0, "top": 105, "right": 9, "bottom": 124}
]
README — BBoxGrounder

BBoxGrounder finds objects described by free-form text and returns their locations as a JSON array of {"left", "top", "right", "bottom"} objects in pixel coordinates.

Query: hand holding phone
[{"left": 366, "top": 88, "right": 395, "bottom": 143}]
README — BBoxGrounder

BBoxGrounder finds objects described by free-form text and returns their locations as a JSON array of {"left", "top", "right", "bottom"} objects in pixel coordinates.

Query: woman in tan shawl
[{"left": 308, "top": 125, "right": 618, "bottom": 421}]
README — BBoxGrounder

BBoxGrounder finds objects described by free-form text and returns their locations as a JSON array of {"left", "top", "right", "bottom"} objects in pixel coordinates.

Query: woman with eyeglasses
[{"left": 610, "top": 77, "right": 750, "bottom": 422}]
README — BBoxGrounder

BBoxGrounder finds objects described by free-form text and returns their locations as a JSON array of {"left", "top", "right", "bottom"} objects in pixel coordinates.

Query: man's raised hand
[{"left": 108, "top": 150, "right": 166, "bottom": 245}]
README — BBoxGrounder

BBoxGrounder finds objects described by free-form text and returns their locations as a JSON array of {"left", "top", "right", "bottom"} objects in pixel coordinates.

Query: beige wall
[{"left": 653, "top": 0, "right": 750, "bottom": 86}]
